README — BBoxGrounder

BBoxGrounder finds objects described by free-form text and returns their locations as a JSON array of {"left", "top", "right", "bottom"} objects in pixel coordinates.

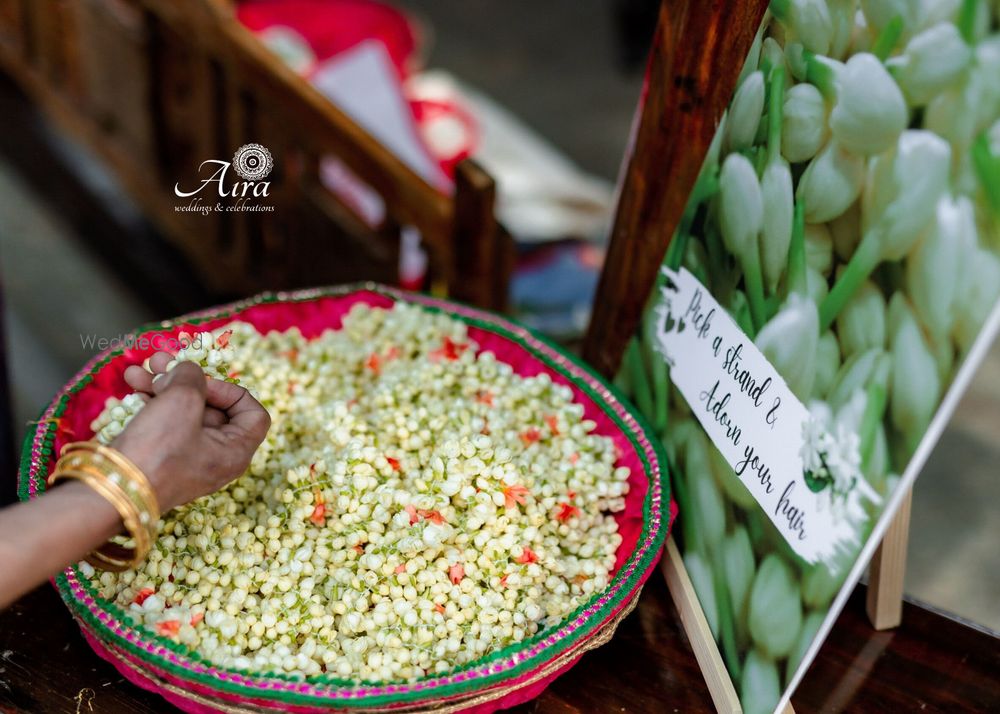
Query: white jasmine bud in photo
[
  {"left": 782, "top": 83, "right": 828, "bottom": 162},
  {"left": 829, "top": 53, "right": 908, "bottom": 155},
  {"left": 725, "top": 71, "right": 766, "bottom": 151},
  {"left": 796, "top": 140, "right": 865, "bottom": 223},
  {"left": 906, "top": 195, "right": 976, "bottom": 338},
  {"left": 772, "top": 0, "right": 834, "bottom": 55},
  {"left": 755, "top": 294, "right": 820, "bottom": 401},
  {"left": 887, "top": 22, "right": 973, "bottom": 105}
]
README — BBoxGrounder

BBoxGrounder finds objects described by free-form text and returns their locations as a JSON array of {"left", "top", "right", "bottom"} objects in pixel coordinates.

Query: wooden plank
[
  {"left": 451, "top": 159, "right": 499, "bottom": 310},
  {"left": 2, "top": 0, "right": 504, "bottom": 308},
  {"left": 0, "top": 0, "right": 26, "bottom": 55},
  {"left": 661, "top": 537, "right": 742, "bottom": 713},
  {"left": 72, "top": 0, "right": 158, "bottom": 170},
  {"left": 866, "top": 488, "right": 913, "bottom": 630},
  {"left": 582, "top": 0, "right": 769, "bottom": 378},
  {"left": 136, "top": 0, "right": 454, "bottom": 246}
]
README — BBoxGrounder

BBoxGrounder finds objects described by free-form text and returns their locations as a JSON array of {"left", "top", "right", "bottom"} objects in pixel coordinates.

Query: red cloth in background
[{"left": 236, "top": 0, "right": 419, "bottom": 77}]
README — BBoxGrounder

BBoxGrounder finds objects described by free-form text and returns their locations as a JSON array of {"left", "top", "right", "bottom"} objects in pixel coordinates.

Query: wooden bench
[{"left": 0, "top": 0, "right": 512, "bottom": 310}]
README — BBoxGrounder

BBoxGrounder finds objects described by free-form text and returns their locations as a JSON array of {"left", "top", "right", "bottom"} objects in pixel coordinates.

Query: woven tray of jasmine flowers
[{"left": 19, "top": 285, "right": 672, "bottom": 713}]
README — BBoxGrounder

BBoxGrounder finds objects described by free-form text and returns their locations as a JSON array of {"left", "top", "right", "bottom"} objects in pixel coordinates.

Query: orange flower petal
[
  {"left": 519, "top": 427, "right": 541, "bottom": 446},
  {"left": 133, "top": 588, "right": 155, "bottom": 606},
  {"left": 418, "top": 509, "right": 446, "bottom": 525},
  {"left": 516, "top": 547, "right": 538, "bottom": 564},
  {"left": 449, "top": 563, "right": 465, "bottom": 584},
  {"left": 309, "top": 503, "right": 326, "bottom": 525},
  {"left": 502, "top": 484, "right": 530, "bottom": 510},
  {"left": 156, "top": 620, "right": 181, "bottom": 637},
  {"left": 555, "top": 502, "right": 580, "bottom": 523}
]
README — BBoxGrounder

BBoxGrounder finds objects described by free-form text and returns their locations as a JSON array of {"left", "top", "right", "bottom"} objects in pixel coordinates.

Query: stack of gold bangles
[{"left": 48, "top": 441, "right": 160, "bottom": 571}]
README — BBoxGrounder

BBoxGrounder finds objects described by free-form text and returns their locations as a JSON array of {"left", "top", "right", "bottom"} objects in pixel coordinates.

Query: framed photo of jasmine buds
[{"left": 588, "top": 1, "right": 1000, "bottom": 713}]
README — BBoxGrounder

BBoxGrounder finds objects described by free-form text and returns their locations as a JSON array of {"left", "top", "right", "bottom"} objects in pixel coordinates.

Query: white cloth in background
[{"left": 407, "top": 70, "right": 615, "bottom": 244}]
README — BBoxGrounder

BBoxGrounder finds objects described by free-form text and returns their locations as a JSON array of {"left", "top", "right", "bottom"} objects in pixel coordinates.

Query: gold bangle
[
  {"left": 60, "top": 441, "right": 160, "bottom": 519},
  {"left": 48, "top": 443, "right": 158, "bottom": 572},
  {"left": 59, "top": 441, "right": 160, "bottom": 546},
  {"left": 49, "top": 467, "right": 150, "bottom": 571}
]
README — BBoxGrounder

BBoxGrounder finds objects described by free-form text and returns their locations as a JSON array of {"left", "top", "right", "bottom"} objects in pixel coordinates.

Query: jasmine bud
[
  {"left": 797, "top": 140, "right": 865, "bottom": 223},
  {"left": 829, "top": 53, "right": 908, "bottom": 155},
  {"left": 887, "top": 22, "right": 973, "bottom": 106},
  {"left": 742, "top": 650, "right": 782, "bottom": 714},
  {"left": 726, "top": 71, "right": 766, "bottom": 151},
  {"left": 889, "top": 294, "right": 941, "bottom": 449},
  {"left": 782, "top": 83, "right": 829, "bottom": 163},
  {"left": 836, "top": 280, "right": 887, "bottom": 357},
  {"left": 907, "top": 195, "right": 976, "bottom": 338},
  {"left": 748, "top": 555, "right": 802, "bottom": 659},
  {"left": 813, "top": 330, "right": 842, "bottom": 400},
  {"left": 755, "top": 295, "right": 819, "bottom": 402}
]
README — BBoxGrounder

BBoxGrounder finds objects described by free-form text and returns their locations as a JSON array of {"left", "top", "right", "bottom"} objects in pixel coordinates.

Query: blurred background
[{"left": 0, "top": 0, "right": 997, "bottom": 634}]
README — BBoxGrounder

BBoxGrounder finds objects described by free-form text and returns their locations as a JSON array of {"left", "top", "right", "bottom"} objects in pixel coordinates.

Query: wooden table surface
[{"left": 1, "top": 571, "right": 997, "bottom": 714}]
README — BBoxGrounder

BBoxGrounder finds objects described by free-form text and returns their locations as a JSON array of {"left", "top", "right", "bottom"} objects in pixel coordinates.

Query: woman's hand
[
  {"left": 113, "top": 351, "right": 271, "bottom": 512},
  {"left": 0, "top": 351, "right": 270, "bottom": 609}
]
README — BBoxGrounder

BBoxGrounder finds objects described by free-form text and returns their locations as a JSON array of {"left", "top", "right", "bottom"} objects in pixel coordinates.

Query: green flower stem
[
  {"left": 732, "top": 291, "right": 756, "bottom": 339},
  {"left": 625, "top": 336, "right": 655, "bottom": 420},
  {"left": 769, "top": 0, "right": 790, "bottom": 24},
  {"left": 872, "top": 14, "right": 904, "bottom": 61},
  {"left": 804, "top": 51, "right": 837, "bottom": 99},
  {"left": 659, "top": 379, "right": 673, "bottom": 446},
  {"left": 712, "top": 563, "right": 743, "bottom": 682},
  {"left": 764, "top": 294, "right": 782, "bottom": 322},
  {"left": 653, "top": 368, "right": 669, "bottom": 433},
  {"left": 704, "top": 226, "right": 728, "bottom": 295},
  {"left": 643, "top": 307, "right": 669, "bottom": 433},
  {"left": 787, "top": 200, "right": 807, "bottom": 298},
  {"left": 671, "top": 454, "right": 703, "bottom": 556},
  {"left": 686, "top": 244, "right": 710, "bottom": 287},
  {"left": 741, "top": 246, "right": 768, "bottom": 332},
  {"left": 612, "top": 366, "right": 632, "bottom": 395},
  {"left": 972, "top": 132, "right": 1000, "bottom": 215},
  {"left": 760, "top": 56, "right": 775, "bottom": 87},
  {"left": 752, "top": 146, "right": 768, "bottom": 177},
  {"left": 859, "top": 383, "right": 887, "bottom": 468},
  {"left": 958, "top": 0, "right": 980, "bottom": 44},
  {"left": 679, "top": 170, "right": 720, "bottom": 239},
  {"left": 767, "top": 66, "right": 786, "bottom": 165},
  {"left": 664, "top": 231, "right": 691, "bottom": 271},
  {"left": 819, "top": 228, "right": 882, "bottom": 330}
]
